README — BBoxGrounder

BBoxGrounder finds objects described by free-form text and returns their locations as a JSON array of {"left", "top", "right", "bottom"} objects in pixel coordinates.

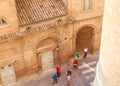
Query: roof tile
[{"left": 15, "top": 0, "right": 67, "bottom": 26}]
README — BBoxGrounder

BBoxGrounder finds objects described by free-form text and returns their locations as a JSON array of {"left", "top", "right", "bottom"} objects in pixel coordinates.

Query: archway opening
[
  {"left": 36, "top": 38, "right": 60, "bottom": 72},
  {"left": 76, "top": 26, "right": 95, "bottom": 56}
]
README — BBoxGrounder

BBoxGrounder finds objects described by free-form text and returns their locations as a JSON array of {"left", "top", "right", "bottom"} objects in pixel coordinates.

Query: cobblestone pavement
[{"left": 8, "top": 55, "right": 99, "bottom": 86}]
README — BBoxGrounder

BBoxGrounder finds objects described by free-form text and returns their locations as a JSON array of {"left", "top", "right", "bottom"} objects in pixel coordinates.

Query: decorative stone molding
[{"left": 0, "top": 19, "right": 69, "bottom": 41}]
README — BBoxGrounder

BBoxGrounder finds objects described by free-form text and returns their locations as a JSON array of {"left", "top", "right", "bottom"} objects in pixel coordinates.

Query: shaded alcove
[{"left": 76, "top": 26, "right": 95, "bottom": 55}]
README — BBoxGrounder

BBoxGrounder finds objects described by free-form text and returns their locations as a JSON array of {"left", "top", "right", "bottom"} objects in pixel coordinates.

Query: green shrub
[
  {"left": 26, "top": 26, "right": 32, "bottom": 30},
  {"left": 57, "top": 19, "right": 62, "bottom": 22}
]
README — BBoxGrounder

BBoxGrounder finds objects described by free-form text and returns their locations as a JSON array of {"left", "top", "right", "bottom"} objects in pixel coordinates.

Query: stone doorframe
[
  {"left": 36, "top": 44, "right": 61, "bottom": 72},
  {"left": 35, "top": 35, "right": 62, "bottom": 72},
  {"left": 38, "top": 51, "right": 54, "bottom": 72},
  {"left": 73, "top": 24, "right": 96, "bottom": 55}
]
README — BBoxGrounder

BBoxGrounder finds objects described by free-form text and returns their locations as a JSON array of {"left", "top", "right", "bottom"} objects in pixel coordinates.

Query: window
[
  {"left": 83, "top": 0, "right": 92, "bottom": 10},
  {"left": 0, "top": 18, "right": 7, "bottom": 25}
]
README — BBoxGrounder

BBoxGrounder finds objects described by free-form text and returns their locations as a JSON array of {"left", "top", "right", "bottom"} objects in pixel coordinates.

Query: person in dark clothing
[
  {"left": 83, "top": 47, "right": 88, "bottom": 58},
  {"left": 52, "top": 73, "right": 58, "bottom": 84}
]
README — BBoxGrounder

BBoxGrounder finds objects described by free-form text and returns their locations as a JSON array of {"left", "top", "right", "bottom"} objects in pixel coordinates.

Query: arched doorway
[
  {"left": 76, "top": 26, "right": 95, "bottom": 56},
  {"left": 36, "top": 38, "right": 60, "bottom": 72}
]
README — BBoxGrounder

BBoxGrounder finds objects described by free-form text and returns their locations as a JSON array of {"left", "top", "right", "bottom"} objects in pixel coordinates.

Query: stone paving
[{"left": 7, "top": 55, "right": 99, "bottom": 86}]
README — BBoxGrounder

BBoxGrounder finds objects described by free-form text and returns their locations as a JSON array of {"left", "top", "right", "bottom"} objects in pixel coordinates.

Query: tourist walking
[
  {"left": 67, "top": 74, "right": 71, "bottom": 86},
  {"left": 75, "top": 51, "right": 80, "bottom": 60},
  {"left": 83, "top": 47, "right": 88, "bottom": 58},
  {"left": 56, "top": 65, "right": 61, "bottom": 77},
  {"left": 73, "top": 59, "right": 78, "bottom": 68},
  {"left": 52, "top": 73, "right": 58, "bottom": 84},
  {"left": 66, "top": 70, "right": 72, "bottom": 76}
]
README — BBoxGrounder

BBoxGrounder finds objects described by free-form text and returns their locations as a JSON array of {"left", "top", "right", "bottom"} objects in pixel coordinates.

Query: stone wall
[
  {"left": 0, "top": 0, "right": 19, "bottom": 35},
  {"left": 74, "top": 16, "right": 103, "bottom": 55},
  {"left": 0, "top": 38, "right": 25, "bottom": 78},
  {"left": 93, "top": 0, "right": 120, "bottom": 86},
  {"left": 0, "top": 23, "right": 73, "bottom": 79},
  {"left": 0, "top": 0, "right": 104, "bottom": 84},
  {"left": 68, "top": 0, "right": 104, "bottom": 19}
]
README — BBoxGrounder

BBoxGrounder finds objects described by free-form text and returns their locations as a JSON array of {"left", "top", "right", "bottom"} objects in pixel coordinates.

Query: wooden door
[
  {"left": 0, "top": 64, "right": 16, "bottom": 86},
  {"left": 41, "top": 51, "right": 54, "bottom": 71}
]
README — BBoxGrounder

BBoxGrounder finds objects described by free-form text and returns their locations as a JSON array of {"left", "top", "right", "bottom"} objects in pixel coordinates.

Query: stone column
[{"left": 93, "top": 0, "right": 120, "bottom": 86}]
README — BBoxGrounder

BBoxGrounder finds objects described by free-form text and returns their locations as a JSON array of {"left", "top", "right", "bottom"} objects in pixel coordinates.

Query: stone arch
[
  {"left": 35, "top": 35, "right": 62, "bottom": 49},
  {"left": 48, "top": 34, "right": 62, "bottom": 44},
  {"left": 75, "top": 24, "right": 96, "bottom": 56},
  {"left": 75, "top": 24, "right": 97, "bottom": 36},
  {"left": 36, "top": 35, "right": 61, "bottom": 72}
]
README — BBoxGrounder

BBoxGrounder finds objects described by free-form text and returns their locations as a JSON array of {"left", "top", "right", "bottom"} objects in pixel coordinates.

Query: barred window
[{"left": 83, "top": 0, "right": 92, "bottom": 10}]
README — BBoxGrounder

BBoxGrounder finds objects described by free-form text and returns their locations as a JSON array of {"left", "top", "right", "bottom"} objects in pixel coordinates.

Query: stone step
[
  {"left": 78, "top": 61, "right": 97, "bottom": 69},
  {"left": 81, "top": 67, "right": 96, "bottom": 74}
]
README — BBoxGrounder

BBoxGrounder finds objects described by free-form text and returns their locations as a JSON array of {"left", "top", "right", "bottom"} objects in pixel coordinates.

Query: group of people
[
  {"left": 75, "top": 47, "right": 88, "bottom": 59},
  {"left": 73, "top": 47, "right": 88, "bottom": 68},
  {"left": 52, "top": 66, "right": 61, "bottom": 84},
  {"left": 52, "top": 47, "right": 88, "bottom": 85},
  {"left": 52, "top": 66, "right": 72, "bottom": 86}
]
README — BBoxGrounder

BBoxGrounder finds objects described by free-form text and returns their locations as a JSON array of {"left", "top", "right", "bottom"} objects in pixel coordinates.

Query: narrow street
[{"left": 8, "top": 56, "right": 99, "bottom": 86}]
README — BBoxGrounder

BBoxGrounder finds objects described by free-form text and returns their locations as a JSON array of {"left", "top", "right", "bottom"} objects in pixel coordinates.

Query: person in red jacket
[
  {"left": 66, "top": 70, "right": 72, "bottom": 76},
  {"left": 73, "top": 59, "right": 78, "bottom": 68},
  {"left": 56, "top": 66, "right": 61, "bottom": 77}
]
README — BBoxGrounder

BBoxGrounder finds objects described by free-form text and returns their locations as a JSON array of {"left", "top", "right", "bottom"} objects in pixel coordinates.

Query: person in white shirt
[
  {"left": 67, "top": 74, "right": 71, "bottom": 86},
  {"left": 83, "top": 47, "right": 88, "bottom": 58}
]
